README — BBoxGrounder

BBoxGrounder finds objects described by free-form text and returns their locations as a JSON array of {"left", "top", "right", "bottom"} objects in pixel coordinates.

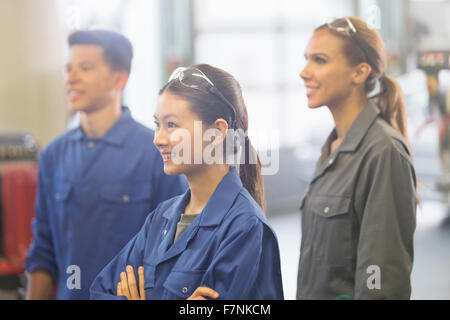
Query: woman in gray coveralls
[{"left": 297, "top": 17, "right": 416, "bottom": 299}]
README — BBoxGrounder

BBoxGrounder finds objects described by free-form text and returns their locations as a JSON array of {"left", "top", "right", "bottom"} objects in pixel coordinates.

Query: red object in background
[{"left": 0, "top": 164, "right": 38, "bottom": 275}]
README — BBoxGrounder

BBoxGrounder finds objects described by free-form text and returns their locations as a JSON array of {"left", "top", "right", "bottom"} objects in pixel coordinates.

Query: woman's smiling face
[
  {"left": 154, "top": 91, "right": 216, "bottom": 176},
  {"left": 300, "top": 29, "right": 357, "bottom": 109}
]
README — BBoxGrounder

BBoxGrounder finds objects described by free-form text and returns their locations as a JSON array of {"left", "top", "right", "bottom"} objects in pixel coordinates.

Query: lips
[
  {"left": 67, "top": 89, "right": 84, "bottom": 102},
  {"left": 305, "top": 85, "right": 319, "bottom": 97},
  {"left": 160, "top": 151, "right": 175, "bottom": 163}
]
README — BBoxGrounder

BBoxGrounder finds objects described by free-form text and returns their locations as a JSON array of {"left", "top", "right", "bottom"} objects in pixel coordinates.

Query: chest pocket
[
  {"left": 311, "top": 195, "right": 352, "bottom": 265},
  {"left": 53, "top": 183, "right": 71, "bottom": 201},
  {"left": 312, "top": 195, "right": 350, "bottom": 218},
  {"left": 52, "top": 182, "right": 72, "bottom": 218},
  {"left": 100, "top": 181, "right": 151, "bottom": 204},
  {"left": 162, "top": 270, "right": 205, "bottom": 299}
]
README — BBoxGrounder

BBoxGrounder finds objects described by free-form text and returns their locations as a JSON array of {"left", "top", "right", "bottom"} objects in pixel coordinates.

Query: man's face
[{"left": 64, "top": 45, "right": 120, "bottom": 114}]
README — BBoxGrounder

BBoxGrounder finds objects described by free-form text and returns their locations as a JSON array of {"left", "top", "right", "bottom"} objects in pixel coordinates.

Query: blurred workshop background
[{"left": 0, "top": 0, "right": 449, "bottom": 299}]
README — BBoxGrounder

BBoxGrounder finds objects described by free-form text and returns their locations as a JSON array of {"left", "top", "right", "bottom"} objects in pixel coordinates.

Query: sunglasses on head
[
  {"left": 168, "top": 67, "right": 237, "bottom": 128},
  {"left": 326, "top": 17, "right": 370, "bottom": 61}
]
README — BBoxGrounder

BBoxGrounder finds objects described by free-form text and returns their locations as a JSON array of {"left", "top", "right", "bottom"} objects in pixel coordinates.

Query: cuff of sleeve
[{"left": 25, "top": 259, "right": 58, "bottom": 285}]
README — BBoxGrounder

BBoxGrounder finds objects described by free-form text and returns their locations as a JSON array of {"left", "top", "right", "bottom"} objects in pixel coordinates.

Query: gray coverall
[{"left": 297, "top": 102, "right": 417, "bottom": 300}]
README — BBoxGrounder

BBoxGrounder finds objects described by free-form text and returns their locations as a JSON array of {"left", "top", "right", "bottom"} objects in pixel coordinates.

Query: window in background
[
  {"left": 122, "top": 0, "right": 162, "bottom": 128},
  {"left": 193, "top": 0, "right": 355, "bottom": 149}
]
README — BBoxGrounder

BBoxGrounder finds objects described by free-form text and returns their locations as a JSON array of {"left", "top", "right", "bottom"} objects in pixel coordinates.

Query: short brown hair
[{"left": 68, "top": 29, "right": 133, "bottom": 73}]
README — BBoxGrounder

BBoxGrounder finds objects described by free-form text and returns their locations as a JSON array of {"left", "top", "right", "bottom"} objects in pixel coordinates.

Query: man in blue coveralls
[{"left": 24, "top": 30, "right": 186, "bottom": 299}]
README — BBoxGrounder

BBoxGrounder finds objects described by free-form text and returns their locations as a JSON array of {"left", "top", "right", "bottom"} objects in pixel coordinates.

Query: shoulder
[
  {"left": 225, "top": 188, "right": 271, "bottom": 231},
  {"left": 360, "top": 118, "right": 416, "bottom": 185},
  {"left": 212, "top": 189, "right": 279, "bottom": 251},
  {"left": 39, "top": 128, "right": 77, "bottom": 163},
  {"left": 364, "top": 117, "right": 412, "bottom": 165}
]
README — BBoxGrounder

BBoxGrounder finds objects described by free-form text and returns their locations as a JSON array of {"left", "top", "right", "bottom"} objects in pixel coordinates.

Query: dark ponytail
[
  {"left": 239, "top": 136, "right": 266, "bottom": 212},
  {"left": 161, "top": 64, "right": 266, "bottom": 212}
]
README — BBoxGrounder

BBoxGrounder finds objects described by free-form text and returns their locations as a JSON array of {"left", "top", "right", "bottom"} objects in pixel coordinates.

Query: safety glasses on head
[
  {"left": 326, "top": 17, "right": 370, "bottom": 61},
  {"left": 168, "top": 67, "right": 237, "bottom": 128}
]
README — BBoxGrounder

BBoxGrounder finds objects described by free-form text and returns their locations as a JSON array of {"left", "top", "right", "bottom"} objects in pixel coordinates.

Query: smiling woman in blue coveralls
[{"left": 90, "top": 64, "right": 284, "bottom": 300}]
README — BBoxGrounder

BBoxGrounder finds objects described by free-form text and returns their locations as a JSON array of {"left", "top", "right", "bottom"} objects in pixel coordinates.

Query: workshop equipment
[{"left": 0, "top": 132, "right": 39, "bottom": 295}]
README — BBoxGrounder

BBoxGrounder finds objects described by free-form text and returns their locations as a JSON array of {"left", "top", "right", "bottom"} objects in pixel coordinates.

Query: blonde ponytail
[{"left": 375, "top": 74, "right": 410, "bottom": 147}]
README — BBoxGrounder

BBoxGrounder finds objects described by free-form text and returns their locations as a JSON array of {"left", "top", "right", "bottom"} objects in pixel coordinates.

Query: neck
[
  {"left": 80, "top": 98, "right": 122, "bottom": 138},
  {"left": 184, "top": 164, "right": 230, "bottom": 215},
  {"left": 328, "top": 90, "right": 368, "bottom": 141}
]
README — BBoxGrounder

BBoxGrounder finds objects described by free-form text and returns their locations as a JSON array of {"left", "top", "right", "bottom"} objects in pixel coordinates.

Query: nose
[
  {"left": 65, "top": 69, "right": 79, "bottom": 87},
  {"left": 299, "top": 62, "right": 312, "bottom": 81},
  {"left": 153, "top": 126, "right": 169, "bottom": 149}
]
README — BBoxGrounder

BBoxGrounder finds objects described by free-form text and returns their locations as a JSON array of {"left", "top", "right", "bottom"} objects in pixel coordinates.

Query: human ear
[
  {"left": 209, "top": 119, "right": 229, "bottom": 145},
  {"left": 113, "top": 71, "right": 129, "bottom": 91},
  {"left": 352, "top": 62, "right": 372, "bottom": 85}
]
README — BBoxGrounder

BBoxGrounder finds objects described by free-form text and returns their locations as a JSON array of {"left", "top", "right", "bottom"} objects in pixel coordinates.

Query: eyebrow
[
  {"left": 79, "top": 61, "right": 95, "bottom": 66},
  {"left": 153, "top": 114, "right": 179, "bottom": 121},
  {"left": 304, "top": 52, "right": 329, "bottom": 59},
  {"left": 65, "top": 61, "right": 95, "bottom": 69}
]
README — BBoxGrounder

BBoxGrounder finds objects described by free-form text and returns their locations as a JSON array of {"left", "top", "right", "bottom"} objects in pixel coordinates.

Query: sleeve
[
  {"left": 89, "top": 213, "right": 153, "bottom": 300},
  {"left": 150, "top": 152, "right": 188, "bottom": 211},
  {"left": 24, "top": 150, "right": 58, "bottom": 283},
  {"left": 200, "top": 215, "right": 284, "bottom": 300},
  {"left": 354, "top": 144, "right": 416, "bottom": 299}
]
